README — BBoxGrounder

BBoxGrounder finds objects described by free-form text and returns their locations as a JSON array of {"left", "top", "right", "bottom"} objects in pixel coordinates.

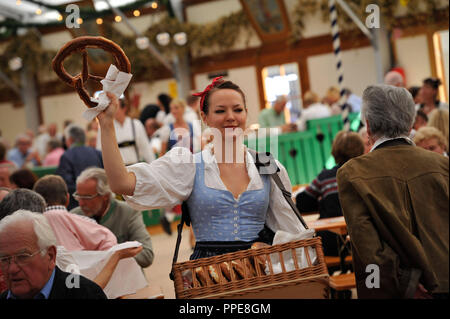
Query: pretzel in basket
[
  {"left": 251, "top": 242, "right": 270, "bottom": 274},
  {"left": 52, "top": 36, "right": 131, "bottom": 108}
]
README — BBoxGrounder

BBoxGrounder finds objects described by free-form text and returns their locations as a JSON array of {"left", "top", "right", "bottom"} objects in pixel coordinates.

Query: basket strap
[
  {"left": 169, "top": 201, "right": 190, "bottom": 280},
  {"left": 269, "top": 171, "right": 309, "bottom": 230},
  {"left": 248, "top": 149, "right": 309, "bottom": 230}
]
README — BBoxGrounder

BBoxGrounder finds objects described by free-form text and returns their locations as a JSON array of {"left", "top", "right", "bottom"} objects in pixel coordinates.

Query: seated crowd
[{"left": 0, "top": 73, "right": 448, "bottom": 299}]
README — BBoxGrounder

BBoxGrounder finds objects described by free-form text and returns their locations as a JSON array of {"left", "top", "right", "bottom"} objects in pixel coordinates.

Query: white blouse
[{"left": 123, "top": 144, "right": 305, "bottom": 234}]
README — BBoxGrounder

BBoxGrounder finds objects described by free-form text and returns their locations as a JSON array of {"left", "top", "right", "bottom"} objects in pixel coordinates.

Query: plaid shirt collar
[{"left": 45, "top": 205, "right": 68, "bottom": 212}]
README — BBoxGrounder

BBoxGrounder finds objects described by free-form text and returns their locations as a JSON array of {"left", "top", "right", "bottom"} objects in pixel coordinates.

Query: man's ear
[
  {"left": 365, "top": 120, "right": 372, "bottom": 137},
  {"left": 47, "top": 245, "right": 57, "bottom": 269},
  {"left": 65, "top": 193, "right": 70, "bottom": 208},
  {"left": 365, "top": 120, "right": 376, "bottom": 144}
]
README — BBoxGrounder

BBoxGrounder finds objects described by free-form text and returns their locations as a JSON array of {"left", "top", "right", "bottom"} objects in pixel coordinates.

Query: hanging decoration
[
  {"left": 0, "top": 0, "right": 447, "bottom": 92},
  {"left": 156, "top": 32, "right": 171, "bottom": 46},
  {"left": 0, "top": 9, "right": 251, "bottom": 91},
  {"left": 135, "top": 36, "right": 150, "bottom": 50},
  {"left": 291, "top": 0, "right": 449, "bottom": 41},
  {"left": 8, "top": 57, "right": 23, "bottom": 71}
]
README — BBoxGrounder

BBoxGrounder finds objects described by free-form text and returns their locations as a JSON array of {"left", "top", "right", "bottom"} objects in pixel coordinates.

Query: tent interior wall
[{"left": 0, "top": 0, "right": 448, "bottom": 145}]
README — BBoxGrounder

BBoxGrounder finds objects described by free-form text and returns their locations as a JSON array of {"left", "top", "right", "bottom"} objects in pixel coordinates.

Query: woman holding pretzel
[{"left": 97, "top": 77, "right": 305, "bottom": 260}]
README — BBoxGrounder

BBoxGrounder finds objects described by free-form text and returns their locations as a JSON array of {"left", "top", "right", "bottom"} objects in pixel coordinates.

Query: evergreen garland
[
  {"left": 0, "top": 1, "right": 448, "bottom": 91},
  {"left": 0, "top": 10, "right": 252, "bottom": 89},
  {"left": 291, "top": 0, "right": 449, "bottom": 41}
]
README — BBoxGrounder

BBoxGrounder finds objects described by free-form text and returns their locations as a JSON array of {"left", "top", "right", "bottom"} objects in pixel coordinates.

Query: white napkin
[
  {"left": 265, "top": 229, "right": 317, "bottom": 275},
  {"left": 82, "top": 64, "right": 133, "bottom": 122},
  {"left": 56, "top": 241, "right": 148, "bottom": 299}
]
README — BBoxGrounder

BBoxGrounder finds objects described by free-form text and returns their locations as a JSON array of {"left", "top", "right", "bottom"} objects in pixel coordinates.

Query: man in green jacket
[
  {"left": 70, "top": 167, "right": 154, "bottom": 269},
  {"left": 337, "top": 84, "right": 448, "bottom": 299},
  {"left": 258, "top": 96, "right": 297, "bottom": 133}
]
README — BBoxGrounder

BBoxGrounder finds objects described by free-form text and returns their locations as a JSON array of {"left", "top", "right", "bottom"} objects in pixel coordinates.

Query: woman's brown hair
[
  {"left": 331, "top": 131, "right": 365, "bottom": 165},
  {"left": 201, "top": 80, "right": 247, "bottom": 114}
]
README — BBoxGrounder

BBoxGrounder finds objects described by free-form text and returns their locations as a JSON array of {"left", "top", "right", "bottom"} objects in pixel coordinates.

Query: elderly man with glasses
[
  {"left": 0, "top": 210, "right": 107, "bottom": 299},
  {"left": 70, "top": 167, "right": 154, "bottom": 269}
]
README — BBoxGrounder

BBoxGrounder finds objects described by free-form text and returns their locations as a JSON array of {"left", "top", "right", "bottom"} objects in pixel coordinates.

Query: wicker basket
[{"left": 172, "top": 237, "right": 329, "bottom": 299}]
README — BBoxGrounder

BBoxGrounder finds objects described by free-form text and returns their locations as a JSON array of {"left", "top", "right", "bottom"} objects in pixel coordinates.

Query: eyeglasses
[
  {"left": 0, "top": 249, "right": 45, "bottom": 270},
  {"left": 72, "top": 192, "right": 100, "bottom": 201}
]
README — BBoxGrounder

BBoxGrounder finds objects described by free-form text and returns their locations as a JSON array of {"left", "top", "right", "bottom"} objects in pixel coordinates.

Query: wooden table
[
  {"left": 329, "top": 273, "right": 356, "bottom": 299},
  {"left": 292, "top": 184, "right": 309, "bottom": 193},
  {"left": 119, "top": 285, "right": 164, "bottom": 299},
  {"left": 307, "top": 216, "right": 347, "bottom": 235},
  {"left": 307, "top": 216, "right": 351, "bottom": 273},
  {"left": 329, "top": 273, "right": 356, "bottom": 291}
]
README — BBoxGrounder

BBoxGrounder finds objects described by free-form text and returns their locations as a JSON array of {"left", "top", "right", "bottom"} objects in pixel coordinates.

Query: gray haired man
[
  {"left": 337, "top": 84, "right": 448, "bottom": 299},
  {"left": 0, "top": 189, "right": 46, "bottom": 220},
  {"left": 0, "top": 210, "right": 106, "bottom": 299},
  {"left": 70, "top": 167, "right": 154, "bottom": 269}
]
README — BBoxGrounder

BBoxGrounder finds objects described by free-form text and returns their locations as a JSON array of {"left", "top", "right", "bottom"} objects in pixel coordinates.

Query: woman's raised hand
[{"left": 97, "top": 91, "right": 119, "bottom": 125}]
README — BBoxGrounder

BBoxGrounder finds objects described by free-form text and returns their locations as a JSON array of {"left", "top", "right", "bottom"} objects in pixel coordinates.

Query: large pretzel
[{"left": 52, "top": 36, "right": 131, "bottom": 108}]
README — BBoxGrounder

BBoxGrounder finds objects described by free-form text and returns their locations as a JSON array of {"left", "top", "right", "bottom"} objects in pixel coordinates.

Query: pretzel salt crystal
[{"left": 52, "top": 36, "right": 131, "bottom": 108}]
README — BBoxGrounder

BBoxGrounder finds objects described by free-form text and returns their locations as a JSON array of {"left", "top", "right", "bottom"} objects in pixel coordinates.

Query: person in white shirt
[
  {"left": 157, "top": 98, "right": 198, "bottom": 235},
  {"left": 296, "top": 91, "right": 332, "bottom": 131},
  {"left": 96, "top": 98, "right": 155, "bottom": 165},
  {"left": 322, "top": 87, "right": 341, "bottom": 115},
  {"left": 34, "top": 123, "right": 63, "bottom": 160},
  {"left": 155, "top": 93, "right": 171, "bottom": 125},
  {"left": 162, "top": 95, "right": 200, "bottom": 126}
]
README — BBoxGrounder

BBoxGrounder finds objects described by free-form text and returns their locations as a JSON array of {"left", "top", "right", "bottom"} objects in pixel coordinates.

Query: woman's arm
[
  {"left": 93, "top": 246, "right": 143, "bottom": 289},
  {"left": 97, "top": 92, "right": 136, "bottom": 195},
  {"left": 160, "top": 141, "right": 168, "bottom": 156}
]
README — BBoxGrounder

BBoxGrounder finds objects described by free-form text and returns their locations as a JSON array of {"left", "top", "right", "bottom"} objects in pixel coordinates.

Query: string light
[
  {"left": 151, "top": 2, "right": 158, "bottom": 9},
  {"left": 133, "top": 10, "right": 141, "bottom": 17},
  {"left": 174, "top": 32, "right": 187, "bottom": 46},
  {"left": 136, "top": 36, "right": 150, "bottom": 50},
  {"left": 16, "top": 0, "right": 21, "bottom": 5},
  {"left": 115, "top": 15, "right": 122, "bottom": 22},
  {"left": 9, "top": 57, "right": 22, "bottom": 71},
  {"left": 96, "top": 18, "right": 103, "bottom": 25},
  {"left": 77, "top": 18, "right": 83, "bottom": 24},
  {"left": 35, "top": 8, "right": 42, "bottom": 15},
  {"left": 156, "top": 32, "right": 170, "bottom": 46},
  {"left": 57, "top": 14, "right": 63, "bottom": 21}
]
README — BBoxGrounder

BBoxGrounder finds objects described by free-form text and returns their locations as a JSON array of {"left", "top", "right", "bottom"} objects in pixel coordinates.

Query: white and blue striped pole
[{"left": 328, "top": 0, "right": 351, "bottom": 131}]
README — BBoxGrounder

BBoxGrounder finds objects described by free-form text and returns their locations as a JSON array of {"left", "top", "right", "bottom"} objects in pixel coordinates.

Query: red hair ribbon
[{"left": 193, "top": 76, "right": 224, "bottom": 112}]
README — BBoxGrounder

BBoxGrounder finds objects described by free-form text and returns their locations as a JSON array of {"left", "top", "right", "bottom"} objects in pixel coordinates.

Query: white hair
[
  {"left": 0, "top": 210, "right": 57, "bottom": 255},
  {"left": 76, "top": 167, "right": 112, "bottom": 196},
  {"left": 362, "top": 84, "right": 415, "bottom": 139}
]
